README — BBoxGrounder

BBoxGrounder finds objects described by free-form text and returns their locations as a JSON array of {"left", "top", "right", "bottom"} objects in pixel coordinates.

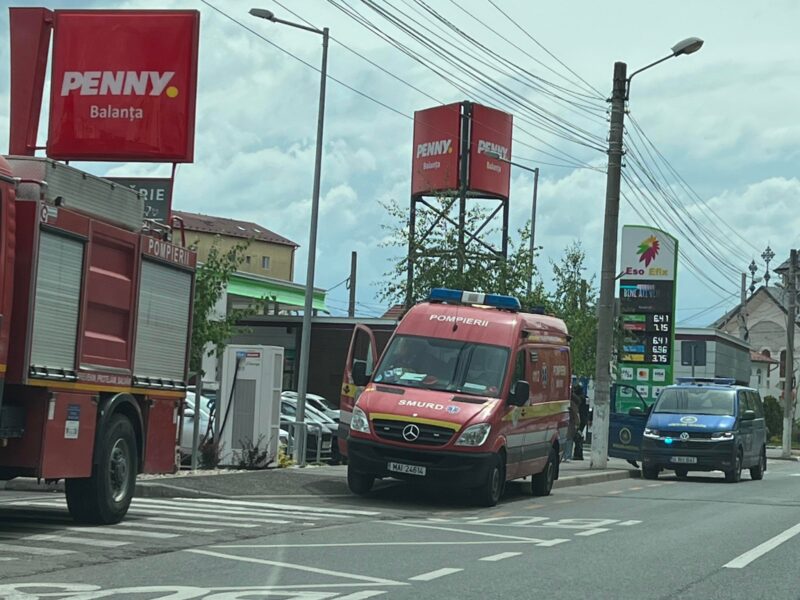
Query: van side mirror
[
  {"left": 741, "top": 409, "right": 756, "bottom": 421},
  {"left": 508, "top": 380, "right": 529, "bottom": 406},
  {"left": 352, "top": 361, "right": 369, "bottom": 387},
  {"left": 628, "top": 407, "right": 644, "bottom": 417}
]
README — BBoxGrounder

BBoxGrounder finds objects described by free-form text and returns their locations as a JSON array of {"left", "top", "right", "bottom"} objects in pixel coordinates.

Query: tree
[
  {"left": 378, "top": 197, "right": 548, "bottom": 308},
  {"left": 189, "top": 238, "right": 259, "bottom": 376},
  {"left": 549, "top": 242, "right": 597, "bottom": 377}
]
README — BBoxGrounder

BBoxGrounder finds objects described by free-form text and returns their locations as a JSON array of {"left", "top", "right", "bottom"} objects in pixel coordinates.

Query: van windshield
[
  {"left": 373, "top": 335, "right": 509, "bottom": 397},
  {"left": 653, "top": 388, "right": 736, "bottom": 416}
]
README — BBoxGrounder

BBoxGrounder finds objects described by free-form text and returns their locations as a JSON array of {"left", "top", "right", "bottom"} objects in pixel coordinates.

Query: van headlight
[
  {"left": 350, "top": 406, "right": 370, "bottom": 434},
  {"left": 455, "top": 423, "right": 491, "bottom": 447},
  {"left": 643, "top": 428, "right": 660, "bottom": 439},
  {"left": 711, "top": 431, "right": 734, "bottom": 440}
]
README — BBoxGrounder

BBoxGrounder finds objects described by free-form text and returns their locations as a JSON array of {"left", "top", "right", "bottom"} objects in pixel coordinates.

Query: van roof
[{"left": 399, "top": 301, "right": 568, "bottom": 344}]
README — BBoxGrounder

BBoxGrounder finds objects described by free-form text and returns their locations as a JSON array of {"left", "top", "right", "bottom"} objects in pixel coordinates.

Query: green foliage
[
  {"left": 190, "top": 238, "right": 261, "bottom": 375},
  {"left": 763, "top": 395, "right": 782, "bottom": 439},
  {"left": 549, "top": 242, "right": 598, "bottom": 377},
  {"left": 378, "top": 198, "right": 597, "bottom": 375}
]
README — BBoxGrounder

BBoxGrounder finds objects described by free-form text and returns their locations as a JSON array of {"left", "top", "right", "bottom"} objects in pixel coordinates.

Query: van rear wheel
[
  {"left": 530, "top": 446, "right": 557, "bottom": 496},
  {"left": 476, "top": 453, "right": 504, "bottom": 507},
  {"left": 642, "top": 466, "right": 659, "bottom": 480},
  {"left": 749, "top": 448, "right": 766, "bottom": 481}
]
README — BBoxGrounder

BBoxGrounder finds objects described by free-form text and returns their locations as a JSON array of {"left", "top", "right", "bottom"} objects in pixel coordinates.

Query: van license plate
[
  {"left": 387, "top": 462, "right": 426, "bottom": 476},
  {"left": 670, "top": 456, "right": 697, "bottom": 464}
]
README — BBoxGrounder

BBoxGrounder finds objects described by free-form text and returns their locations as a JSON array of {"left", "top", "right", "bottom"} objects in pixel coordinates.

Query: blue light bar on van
[
  {"left": 676, "top": 377, "right": 736, "bottom": 386},
  {"left": 429, "top": 288, "right": 521, "bottom": 311}
]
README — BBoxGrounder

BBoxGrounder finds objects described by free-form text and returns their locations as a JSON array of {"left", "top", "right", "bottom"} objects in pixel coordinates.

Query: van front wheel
[
  {"left": 477, "top": 453, "right": 505, "bottom": 507},
  {"left": 347, "top": 467, "right": 374, "bottom": 496}
]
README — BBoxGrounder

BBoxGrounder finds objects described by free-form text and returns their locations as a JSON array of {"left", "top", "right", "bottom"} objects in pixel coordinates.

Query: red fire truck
[{"left": 0, "top": 155, "right": 196, "bottom": 524}]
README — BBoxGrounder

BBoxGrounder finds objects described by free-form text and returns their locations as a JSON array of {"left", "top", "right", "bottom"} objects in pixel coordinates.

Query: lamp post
[
  {"left": 485, "top": 151, "right": 539, "bottom": 297},
  {"left": 591, "top": 37, "right": 704, "bottom": 469},
  {"left": 250, "top": 8, "right": 329, "bottom": 467}
]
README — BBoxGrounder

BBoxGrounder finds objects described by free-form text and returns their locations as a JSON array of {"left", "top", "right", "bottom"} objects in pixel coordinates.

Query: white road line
[
  {"left": 125, "top": 506, "right": 291, "bottom": 525},
  {"left": 186, "top": 549, "right": 405, "bottom": 586},
  {"left": 388, "top": 521, "right": 569, "bottom": 546},
  {"left": 724, "top": 522, "right": 800, "bottom": 569},
  {"left": 130, "top": 499, "right": 323, "bottom": 521},
  {"left": 65, "top": 526, "right": 178, "bottom": 539},
  {"left": 174, "top": 497, "right": 380, "bottom": 516},
  {"left": 479, "top": 552, "right": 522, "bottom": 562},
  {"left": 574, "top": 529, "right": 610, "bottom": 537},
  {"left": 0, "top": 543, "right": 74, "bottom": 556},
  {"left": 20, "top": 533, "right": 128, "bottom": 548},
  {"left": 217, "top": 541, "right": 557, "bottom": 549},
  {"left": 117, "top": 521, "right": 218, "bottom": 534},
  {"left": 143, "top": 516, "right": 258, "bottom": 529},
  {"left": 336, "top": 592, "right": 386, "bottom": 600},
  {"left": 606, "top": 490, "right": 623, "bottom": 495},
  {"left": 0, "top": 557, "right": 17, "bottom": 561},
  {"left": 617, "top": 520, "right": 642, "bottom": 526},
  {"left": 409, "top": 568, "right": 463, "bottom": 581}
]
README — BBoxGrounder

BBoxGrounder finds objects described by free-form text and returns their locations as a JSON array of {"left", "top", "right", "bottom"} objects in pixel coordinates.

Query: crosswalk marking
[
  {"left": 0, "top": 543, "right": 74, "bottom": 556},
  {"left": 0, "top": 495, "right": 381, "bottom": 563}
]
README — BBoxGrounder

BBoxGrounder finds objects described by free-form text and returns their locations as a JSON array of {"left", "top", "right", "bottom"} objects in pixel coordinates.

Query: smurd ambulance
[{"left": 340, "top": 289, "right": 571, "bottom": 506}]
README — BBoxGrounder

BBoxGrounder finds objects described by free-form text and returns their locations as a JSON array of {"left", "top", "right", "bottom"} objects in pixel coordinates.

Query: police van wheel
[
  {"left": 477, "top": 453, "right": 505, "bottom": 507},
  {"left": 347, "top": 467, "right": 374, "bottom": 496},
  {"left": 750, "top": 448, "right": 766, "bottom": 481},
  {"left": 642, "top": 466, "right": 659, "bottom": 480},
  {"left": 531, "top": 446, "right": 557, "bottom": 496},
  {"left": 724, "top": 450, "right": 743, "bottom": 483}
]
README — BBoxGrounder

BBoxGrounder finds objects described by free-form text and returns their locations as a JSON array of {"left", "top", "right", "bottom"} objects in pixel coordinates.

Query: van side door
[
  {"left": 737, "top": 390, "right": 755, "bottom": 465},
  {"left": 339, "top": 324, "right": 378, "bottom": 456},
  {"left": 750, "top": 391, "right": 767, "bottom": 464},
  {"left": 608, "top": 383, "right": 649, "bottom": 463}
]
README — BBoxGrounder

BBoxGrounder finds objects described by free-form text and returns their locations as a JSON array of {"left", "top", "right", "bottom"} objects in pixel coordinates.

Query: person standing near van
[
  {"left": 572, "top": 384, "right": 588, "bottom": 460},
  {"left": 564, "top": 385, "right": 581, "bottom": 462}
]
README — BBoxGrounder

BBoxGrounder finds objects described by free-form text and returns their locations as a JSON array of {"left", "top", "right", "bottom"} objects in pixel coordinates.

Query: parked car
[
  {"left": 281, "top": 390, "right": 340, "bottom": 422},
  {"left": 280, "top": 399, "right": 334, "bottom": 463},
  {"left": 282, "top": 397, "right": 344, "bottom": 465}
]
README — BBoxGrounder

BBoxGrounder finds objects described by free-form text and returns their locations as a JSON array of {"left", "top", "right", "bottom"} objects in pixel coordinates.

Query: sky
[{"left": 2, "top": 0, "right": 799, "bottom": 324}]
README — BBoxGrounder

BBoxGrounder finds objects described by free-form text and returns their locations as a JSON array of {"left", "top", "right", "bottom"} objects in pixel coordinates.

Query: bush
[
  {"left": 235, "top": 434, "right": 274, "bottom": 470},
  {"left": 763, "top": 396, "right": 782, "bottom": 439},
  {"left": 199, "top": 439, "right": 224, "bottom": 469}
]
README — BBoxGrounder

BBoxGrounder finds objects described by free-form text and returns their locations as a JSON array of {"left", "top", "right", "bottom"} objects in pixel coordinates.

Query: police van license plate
[
  {"left": 388, "top": 462, "right": 426, "bottom": 476},
  {"left": 670, "top": 456, "right": 697, "bottom": 464}
]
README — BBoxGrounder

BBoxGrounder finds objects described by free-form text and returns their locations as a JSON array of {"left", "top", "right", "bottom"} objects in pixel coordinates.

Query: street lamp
[
  {"left": 250, "top": 8, "right": 329, "bottom": 467},
  {"left": 485, "top": 151, "right": 540, "bottom": 297},
  {"left": 591, "top": 37, "right": 704, "bottom": 470}
]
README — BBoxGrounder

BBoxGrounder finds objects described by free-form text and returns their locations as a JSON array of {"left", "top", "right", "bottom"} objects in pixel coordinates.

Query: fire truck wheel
[
  {"left": 530, "top": 446, "right": 557, "bottom": 496},
  {"left": 347, "top": 466, "right": 374, "bottom": 495},
  {"left": 477, "top": 452, "right": 505, "bottom": 507},
  {"left": 65, "top": 414, "right": 138, "bottom": 524}
]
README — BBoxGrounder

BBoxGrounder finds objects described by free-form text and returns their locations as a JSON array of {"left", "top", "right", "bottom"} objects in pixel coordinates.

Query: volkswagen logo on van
[
  {"left": 680, "top": 432, "right": 690, "bottom": 441},
  {"left": 402, "top": 424, "right": 421, "bottom": 442}
]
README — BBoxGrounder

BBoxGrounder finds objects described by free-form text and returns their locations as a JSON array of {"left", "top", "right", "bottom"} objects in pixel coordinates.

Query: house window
[
  {"left": 757, "top": 368, "right": 762, "bottom": 386},
  {"left": 780, "top": 350, "right": 787, "bottom": 378},
  {"left": 245, "top": 255, "right": 251, "bottom": 265},
  {"left": 261, "top": 256, "right": 271, "bottom": 270}
]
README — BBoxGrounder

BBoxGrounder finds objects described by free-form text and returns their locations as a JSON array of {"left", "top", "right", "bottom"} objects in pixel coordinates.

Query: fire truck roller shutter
[
  {"left": 134, "top": 259, "right": 192, "bottom": 383},
  {"left": 30, "top": 231, "right": 84, "bottom": 371}
]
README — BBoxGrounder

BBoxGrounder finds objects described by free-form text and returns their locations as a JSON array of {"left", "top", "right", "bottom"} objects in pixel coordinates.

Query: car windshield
[
  {"left": 653, "top": 388, "right": 736, "bottom": 416},
  {"left": 372, "top": 334, "right": 509, "bottom": 396}
]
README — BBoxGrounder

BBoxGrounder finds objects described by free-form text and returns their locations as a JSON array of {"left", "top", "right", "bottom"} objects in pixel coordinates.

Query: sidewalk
[
  {"left": 4, "top": 454, "right": 638, "bottom": 498},
  {"left": 766, "top": 446, "right": 800, "bottom": 461}
]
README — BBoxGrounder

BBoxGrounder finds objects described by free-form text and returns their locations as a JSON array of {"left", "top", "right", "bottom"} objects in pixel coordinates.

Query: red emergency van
[{"left": 340, "top": 288, "right": 571, "bottom": 506}]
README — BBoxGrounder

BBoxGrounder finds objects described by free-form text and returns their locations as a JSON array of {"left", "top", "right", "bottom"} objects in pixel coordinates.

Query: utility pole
[
  {"left": 782, "top": 249, "right": 796, "bottom": 459},
  {"left": 348, "top": 251, "right": 357, "bottom": 318},
  {"left": 591, "top": 61, "right": 627, "bottom": 470},
  {"left": 527, "top": 168, "right": 540, "bottom": 297},
  {"left": 739, "top": 272, "right": 748, "bottom": 341}
]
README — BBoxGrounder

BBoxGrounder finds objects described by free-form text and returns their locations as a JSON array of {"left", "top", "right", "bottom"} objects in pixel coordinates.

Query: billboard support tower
[{"left": 405, "top": 101, "right": 513, "bottom": 307}]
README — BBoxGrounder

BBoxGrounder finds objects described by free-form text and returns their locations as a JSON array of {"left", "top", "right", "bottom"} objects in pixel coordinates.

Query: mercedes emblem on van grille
[
  {"left": 402, "top": 423, "right": 421, "bottom": 442},
  {"left": 679, "top": 432, "right": 690, "bottom": 441}
]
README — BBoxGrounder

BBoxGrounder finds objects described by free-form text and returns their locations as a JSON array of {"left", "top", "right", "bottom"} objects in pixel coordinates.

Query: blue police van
[{"left": 627, "top": 378, "right": 768, "bottom": 482}]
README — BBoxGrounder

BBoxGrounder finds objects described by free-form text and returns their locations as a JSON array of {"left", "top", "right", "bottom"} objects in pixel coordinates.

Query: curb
[
  {"left": 134, "top": 482, "right": 230, "bottom": 499},
  {"left": 554, "top": 469, "right": 637, "bottom": 490}
]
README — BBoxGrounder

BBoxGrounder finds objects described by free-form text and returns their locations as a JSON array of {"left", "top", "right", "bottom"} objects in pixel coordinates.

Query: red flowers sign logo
[{"left": 637, "top": 235, "right": 660, "bottom": 267}]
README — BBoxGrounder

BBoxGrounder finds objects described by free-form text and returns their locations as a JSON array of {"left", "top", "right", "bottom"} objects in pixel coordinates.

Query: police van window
[
  {"left": 749, "top": 391, "right": 765, "bottom": 418},
  {"left": 739, "top": 391, "right": 753, "bottom": 414},
  {"left": 653, "top": 388, "right": 735, "bottom": 416}
]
